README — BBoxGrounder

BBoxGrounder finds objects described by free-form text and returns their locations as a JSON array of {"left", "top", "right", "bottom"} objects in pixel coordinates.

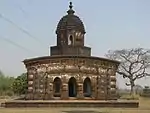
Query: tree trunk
[
  {"left": 130, "top": 80, "right": 134, "bottom": 95},
  {"left": 130, "top": 85, "right": 134, "bottom": 95}
]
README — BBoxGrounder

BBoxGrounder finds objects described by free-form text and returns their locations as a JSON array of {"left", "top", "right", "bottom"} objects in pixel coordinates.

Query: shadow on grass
[{"left": 62, "top": 110, "right": 107, "bottom": 113}]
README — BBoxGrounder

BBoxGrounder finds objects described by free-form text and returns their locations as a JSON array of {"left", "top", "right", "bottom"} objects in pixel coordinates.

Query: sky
[{"left": 0, "top": 0, "right": 150, "bottom": 89}]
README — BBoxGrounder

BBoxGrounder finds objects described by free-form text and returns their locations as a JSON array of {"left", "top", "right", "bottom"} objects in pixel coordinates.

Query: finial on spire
[
  {"left": 67, "top": 1, "right": 75, "bottom": 15},
  {"left": 69, "top": 2, "right": 73, "bottom": 9}
]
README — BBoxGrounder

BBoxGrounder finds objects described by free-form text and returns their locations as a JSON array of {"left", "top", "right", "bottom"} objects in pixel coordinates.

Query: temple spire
[{"left": 67, "top": 2, "right": 75, "bottom": 15}]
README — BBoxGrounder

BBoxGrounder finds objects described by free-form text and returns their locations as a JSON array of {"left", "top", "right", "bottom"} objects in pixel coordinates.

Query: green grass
[
  {"left": 120, "top": 94, "right": 139, "bottom": 100},
  {"left": 0, "top": 97, "right": 150, "bottom": 113}
]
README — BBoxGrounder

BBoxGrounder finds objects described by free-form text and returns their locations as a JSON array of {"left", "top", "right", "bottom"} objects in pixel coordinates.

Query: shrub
[{"left": 5, "top": 91, "right": 14, "bottom": 97}]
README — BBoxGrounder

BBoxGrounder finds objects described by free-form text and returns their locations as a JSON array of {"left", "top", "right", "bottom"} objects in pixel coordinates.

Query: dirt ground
[{"left": 0, "top": 97, "right": 150, "bottom": 113}]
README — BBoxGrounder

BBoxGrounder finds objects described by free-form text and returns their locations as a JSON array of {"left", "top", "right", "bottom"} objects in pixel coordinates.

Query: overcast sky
[{"left": 0, "top": 0, "right": 150, "bottom": 88}]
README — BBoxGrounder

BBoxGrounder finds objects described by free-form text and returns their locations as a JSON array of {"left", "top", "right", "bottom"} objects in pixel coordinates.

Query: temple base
[{"left": 2, "top": 100, "right": 139, "bottom": 108}]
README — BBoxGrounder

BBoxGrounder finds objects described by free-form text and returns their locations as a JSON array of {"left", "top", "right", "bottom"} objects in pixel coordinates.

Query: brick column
[
  {"left": 91, "top": 77, "right": 96, "bottom": 99},
  {"left": 97, "top": 75, "right": 105, "bottom": 100},
  {"left": 48, "top": 83, "right": 53, "bottom": 99},
  {"left": 109, "top": 75, "right": 117, "bottom": 100},
  {"left": 61, "top": 83, "right": 69, "bottom": 99},
  {"left": 61, "top": 75, "right": 69, "bottom": 99},
  {"left": 46, "top": 76, "right": 54, "bottom": 100},
  {"left": 77, "top": 83, "right": 84, "bottom": 99},
  {"left": 26, "top": 72, "right": 34, "bottom": 100},
  {"left": 33, "top": 73, "right": 40, "bottom": 100},
  {"left": 26, "top": 86, "right": 34, "bottom": 100}
]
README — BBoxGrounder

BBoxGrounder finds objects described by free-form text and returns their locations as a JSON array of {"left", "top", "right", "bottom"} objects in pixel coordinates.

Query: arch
[
  {"left": 68, "top": 35, "right": 73, "bottom": 45},
  {"left": 83, "top": 77, "right": 92, "bottom": 97},
  {"left": 53, "top": 77, "right": 61, "bottom": 97},
  {"left": 68, "top": 77, "right": 77, "bottom": 97}
]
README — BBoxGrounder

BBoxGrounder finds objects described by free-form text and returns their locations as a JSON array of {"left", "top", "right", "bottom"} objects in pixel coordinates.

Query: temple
[{"left": 23, "top": 2, "right": 120, "bottom": 100}]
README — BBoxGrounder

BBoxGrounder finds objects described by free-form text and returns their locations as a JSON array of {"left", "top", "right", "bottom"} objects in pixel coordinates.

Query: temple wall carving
[{"left": 24, "top": 57, "right": 119, "bottom": 100}]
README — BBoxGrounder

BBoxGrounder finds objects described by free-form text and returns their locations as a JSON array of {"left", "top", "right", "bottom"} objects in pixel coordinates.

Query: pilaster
[
  {"left": 61, "top": 83, "right": 69, "bottom": 99},
  {"left": 77, "top": 83, "right": 84, "bottom": 99},
  {"left": 91, "top": 77, "right": 97, "bottom": 99}
]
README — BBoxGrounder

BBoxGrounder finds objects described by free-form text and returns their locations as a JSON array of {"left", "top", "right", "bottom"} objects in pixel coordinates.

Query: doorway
[
  {"left": 68, "top": 77, "right": 77, "bottom": 97},
  {"left": 83, "top": 77, "right": 92, "bottom": 97},
  {"left": 53, "top": 77, "right": 61, "bottom": 97}
]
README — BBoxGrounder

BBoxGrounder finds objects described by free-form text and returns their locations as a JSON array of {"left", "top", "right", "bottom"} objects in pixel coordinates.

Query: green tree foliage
[
  {"left": 12, "top": 73, "right": 27, "bottom": 95},
  {"left": 0, "top": 70, "right": 15, "bottom": 96}
]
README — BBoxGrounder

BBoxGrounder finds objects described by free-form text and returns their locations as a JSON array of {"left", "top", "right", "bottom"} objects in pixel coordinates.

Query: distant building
[
  {"left": 23, "top": 2, "right": 120, "bottom": 100},
  {"left": 141, "top": 86, "right": 150, "bottom": 97}
]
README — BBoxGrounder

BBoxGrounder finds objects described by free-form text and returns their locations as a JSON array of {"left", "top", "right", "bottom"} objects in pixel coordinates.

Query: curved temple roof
[{"left": 56, "top": 2, "right": 85, "bottom": 34}]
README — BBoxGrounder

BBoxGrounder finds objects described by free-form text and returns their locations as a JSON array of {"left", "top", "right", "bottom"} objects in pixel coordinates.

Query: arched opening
[
  {"left": 53, "top": 77, "right": 61, "bottom": 97},
  {"left": 68, "top": 77, "right": 77, "bottom": 97},
  {"left": 83, "top": 77, "right": 92, "bottom": 97},
  {"left": 68, "top": 35, "right": 73, "bottom": 45}
]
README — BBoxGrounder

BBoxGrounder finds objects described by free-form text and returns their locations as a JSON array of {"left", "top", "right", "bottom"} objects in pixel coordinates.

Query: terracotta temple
[{"left": 23, "top": 2, "right": 120, "bottom": 100}]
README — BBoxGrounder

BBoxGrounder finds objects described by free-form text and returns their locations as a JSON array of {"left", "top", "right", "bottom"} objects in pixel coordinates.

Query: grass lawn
[{"left": 0, "top": 97, "right": 150, "bottom": 113}]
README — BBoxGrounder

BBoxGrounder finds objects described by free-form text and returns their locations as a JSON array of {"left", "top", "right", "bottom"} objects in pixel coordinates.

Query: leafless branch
[
  {"left": 106, "top": 48, "right": 150, "bottom": 94},
  {"left": 117, "top": 71, "right": 129, "bottom": 78}
]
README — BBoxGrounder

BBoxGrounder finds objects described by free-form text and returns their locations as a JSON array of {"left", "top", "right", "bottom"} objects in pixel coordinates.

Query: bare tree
[{"left": 106, "top": 48, "right": 150, "bottom": 94}]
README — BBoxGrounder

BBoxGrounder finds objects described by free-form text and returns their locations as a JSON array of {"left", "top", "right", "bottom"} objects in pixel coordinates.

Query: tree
[
  {"left": 12, "top": 73, "right": 27, "bottom": 95},
  {"left": 106, "top": 48, "right": 150, "bottom": 94},
  {"left": 0, "top": 70, "right": 15, "bottom": 96},
  {"left": 0, "top": 70, "right": 4, "bottom": 76}
]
